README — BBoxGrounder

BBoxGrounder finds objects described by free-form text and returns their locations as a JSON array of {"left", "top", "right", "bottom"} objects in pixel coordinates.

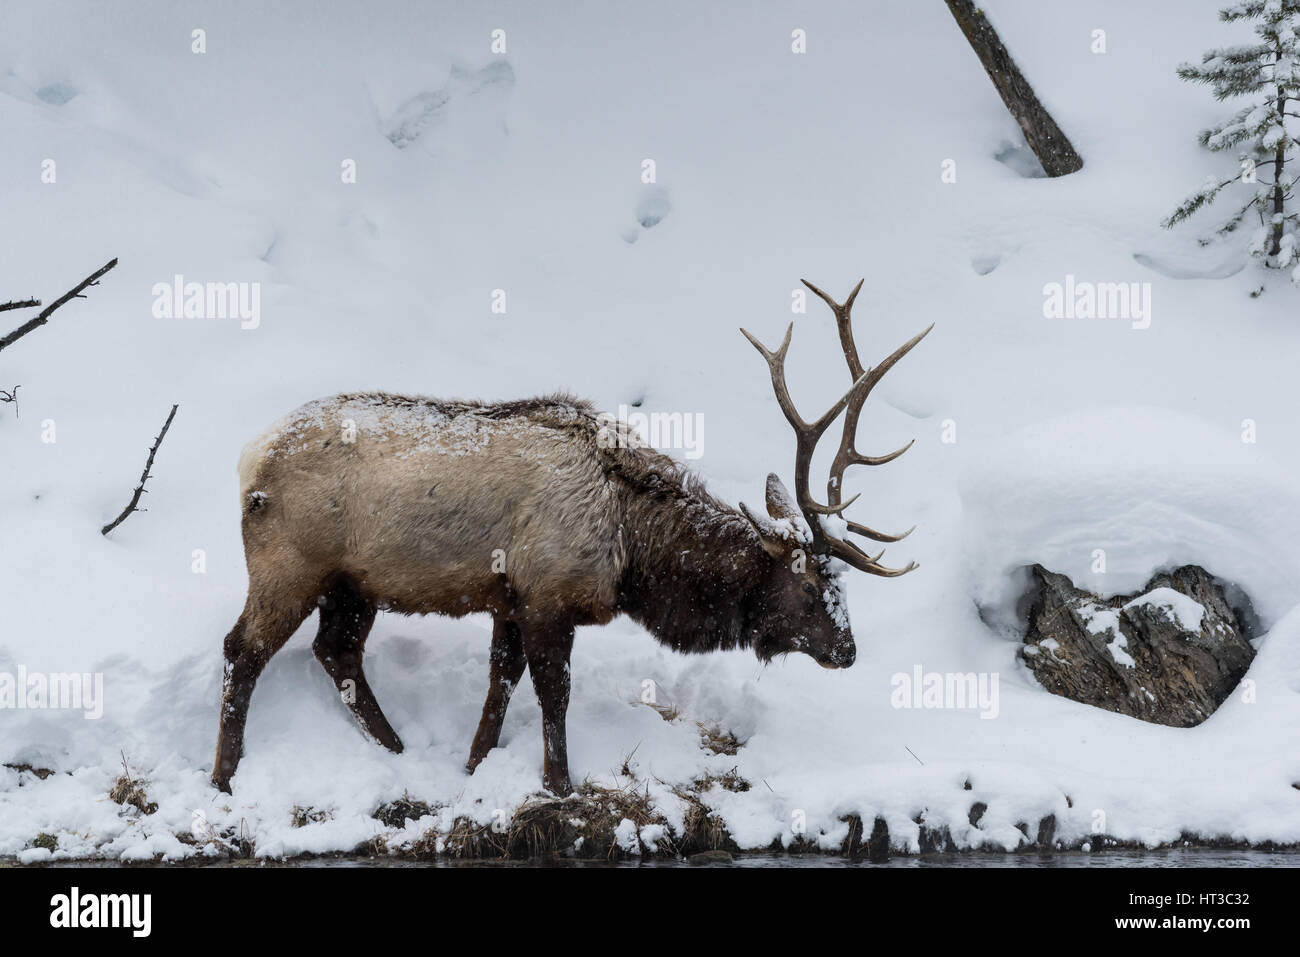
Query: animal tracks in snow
[
  {"left": 381, "top": 61, "right": 516, "bottom": 153},
  {"left": 1132, "top": 250, "right": 1245, "bottom": 280},
  {"left": 623, "top": 185, "right": 672, "bottom": 244}
]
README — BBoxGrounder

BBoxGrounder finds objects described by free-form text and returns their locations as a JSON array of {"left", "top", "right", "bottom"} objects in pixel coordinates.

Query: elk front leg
[
  {"left": 312, "top": 579, "right": 402, "bottom": 753},
  {"left": 523, "top": 626, "right": 575, "bottom": 796},
  {"left": 467, "top": 618, "right": 526, "bottom": 773}
]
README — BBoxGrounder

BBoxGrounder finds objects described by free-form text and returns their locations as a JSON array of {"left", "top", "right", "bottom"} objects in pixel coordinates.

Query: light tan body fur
[{"left": 236, "top": 393, "right": 627, "bottom": 626}]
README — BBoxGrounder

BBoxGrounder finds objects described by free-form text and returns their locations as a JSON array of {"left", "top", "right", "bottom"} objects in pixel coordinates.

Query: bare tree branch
[
  {"left": 0, "top": 299, "right": 40, "bottom": 313},
  {"left": 0, "top": 258, "right": 118, "bottom": 354},
  {"left": 102, "top": 404, "right": 179, "bottom": 536},
  {"left": 0, "top": 384, "right": 18, "bottom": 420}
]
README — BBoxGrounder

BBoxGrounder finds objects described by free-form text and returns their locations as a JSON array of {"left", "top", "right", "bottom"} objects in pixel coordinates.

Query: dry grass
[
  {"left": 175, "top": 811, "right": 254, "bottom": 858},
  {"left": 392, "top": 765, "right": 755, "bottom": 862},
  {"left": 698, "top": 723, "right": 742, "bottom": 756},
  {"left": 434, "top": 780, "right": 663, "bottom": 861},
  {"left": 372, "top": 794, "right": 435, "bottom": 828},
  {"left": 109, "top": 756, "right": 157, "bottom": 815},
  {"left": 4, "top": 763, "right": 56, "bottom": 780},
  {"left": 638, "top": 696, "right": 747, "bottom": 756},
  {"left": 377, "top": 702, "right": 759, "bottom": 862},
  {"left": 643, "top": 700, "right": 680, "bottom": 723},
  {"left": 696, "top": 766, "right": 749, "bottom": 793},
  {"left": 291, "top": 806, "right": 331, "bottom": 828},
  {"left": 676, "top": 795, "right": 736, "bottom": 854}
]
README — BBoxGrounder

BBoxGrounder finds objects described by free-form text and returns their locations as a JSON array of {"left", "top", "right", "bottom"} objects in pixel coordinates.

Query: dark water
[{"left": 41, "top": 849, "right": 1300, "bottom": 868}]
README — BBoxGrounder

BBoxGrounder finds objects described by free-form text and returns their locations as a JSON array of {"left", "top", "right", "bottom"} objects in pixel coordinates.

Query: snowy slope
[{"left": 2, "top": 0, "right": 1298, "bottom": 860}]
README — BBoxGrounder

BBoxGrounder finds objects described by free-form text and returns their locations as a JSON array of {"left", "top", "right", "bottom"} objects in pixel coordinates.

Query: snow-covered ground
[{"left": 2, "top": 0, "right": 1298, "bottom": 860}]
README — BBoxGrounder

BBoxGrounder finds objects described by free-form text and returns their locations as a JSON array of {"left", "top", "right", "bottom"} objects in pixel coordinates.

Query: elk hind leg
[{"left": 213, "top": 594, "right": 312, "bottom": 793}]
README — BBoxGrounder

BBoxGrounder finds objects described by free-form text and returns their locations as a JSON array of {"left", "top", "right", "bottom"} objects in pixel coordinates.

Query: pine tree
[{"left": 1165, "top": 0, "right": 1300, "bottom": 278}]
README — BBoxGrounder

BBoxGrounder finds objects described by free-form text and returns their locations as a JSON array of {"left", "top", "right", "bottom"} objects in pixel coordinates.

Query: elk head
[{"left": 739, "top": 278, "right": 932, "bottom": 669}]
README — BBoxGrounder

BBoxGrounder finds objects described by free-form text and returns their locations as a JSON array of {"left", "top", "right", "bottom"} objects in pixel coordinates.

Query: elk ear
[
  {"left": 764, "top": 473, "right": 802, "bottom": 523},
  {"left": 739, "top": 501, "right": 788, "bottom": 559}
]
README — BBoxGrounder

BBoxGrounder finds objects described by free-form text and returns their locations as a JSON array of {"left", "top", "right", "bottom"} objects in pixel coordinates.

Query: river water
[{"left": 42, "top": 848, "right": 1300, "bottom": 867}]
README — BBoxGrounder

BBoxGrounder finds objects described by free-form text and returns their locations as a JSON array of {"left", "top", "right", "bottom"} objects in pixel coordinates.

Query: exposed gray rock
[{"left": 1019, "top": 564, "right": 1255, "bottom": 727}]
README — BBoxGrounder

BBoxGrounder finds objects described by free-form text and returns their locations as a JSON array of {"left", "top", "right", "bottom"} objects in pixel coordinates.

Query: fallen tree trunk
[{"left": 944, "top": 0, "right": 1083, "bottom": 177}]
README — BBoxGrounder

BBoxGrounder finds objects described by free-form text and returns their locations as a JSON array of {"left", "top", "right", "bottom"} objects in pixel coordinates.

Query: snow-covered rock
[{"left": 1021, "top": 564, "right": 1255, "bottom": 726}]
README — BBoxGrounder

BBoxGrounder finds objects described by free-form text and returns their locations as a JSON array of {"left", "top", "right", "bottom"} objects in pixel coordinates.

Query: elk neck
[{"left": 614, "top": 478, "right": 770, "bottom": 655}]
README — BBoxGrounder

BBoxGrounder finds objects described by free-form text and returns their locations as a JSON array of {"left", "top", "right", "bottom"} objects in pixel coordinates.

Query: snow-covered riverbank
[{"left": 2, "top": 0, "right": 1298, "bottom": 862}]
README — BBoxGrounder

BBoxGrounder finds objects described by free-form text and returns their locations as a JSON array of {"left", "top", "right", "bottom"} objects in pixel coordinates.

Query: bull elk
[{"left": 212, "top": 279, "right": 930, "bottom": 795}]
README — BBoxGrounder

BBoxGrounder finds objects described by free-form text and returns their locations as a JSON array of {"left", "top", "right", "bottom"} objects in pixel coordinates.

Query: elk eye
[{"left": 802, "top": 583, "right": 816, "bottom": 596}]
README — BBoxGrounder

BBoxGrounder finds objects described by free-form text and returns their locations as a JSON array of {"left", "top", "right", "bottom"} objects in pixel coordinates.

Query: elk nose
[{"left": 819, "top": 645, "right": 855, "bottom": 669}]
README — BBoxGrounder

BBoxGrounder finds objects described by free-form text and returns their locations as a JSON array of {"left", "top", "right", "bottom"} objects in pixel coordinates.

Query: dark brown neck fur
[{"left": 605, "top": 447, "right": 771, "bottom": 654}]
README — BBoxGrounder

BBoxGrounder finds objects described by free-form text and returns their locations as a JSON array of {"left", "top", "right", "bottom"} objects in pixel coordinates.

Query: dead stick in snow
[
  {"left": 0, "top": 299, "right": 40, "bottom": 313},
  {"left": 102, "top": 404, "right": 179, "bottom": 536},
  {"left": 0, "top": 385, "right": 19, "bottom": 419},
  {"left": 0, "top": 258, "right": 118, "bottom": 354}
]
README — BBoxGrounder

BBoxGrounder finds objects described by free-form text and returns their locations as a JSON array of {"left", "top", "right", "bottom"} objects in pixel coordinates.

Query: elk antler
[{"left": 741, "top": 279, "right": 931, "bottom": 577}]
